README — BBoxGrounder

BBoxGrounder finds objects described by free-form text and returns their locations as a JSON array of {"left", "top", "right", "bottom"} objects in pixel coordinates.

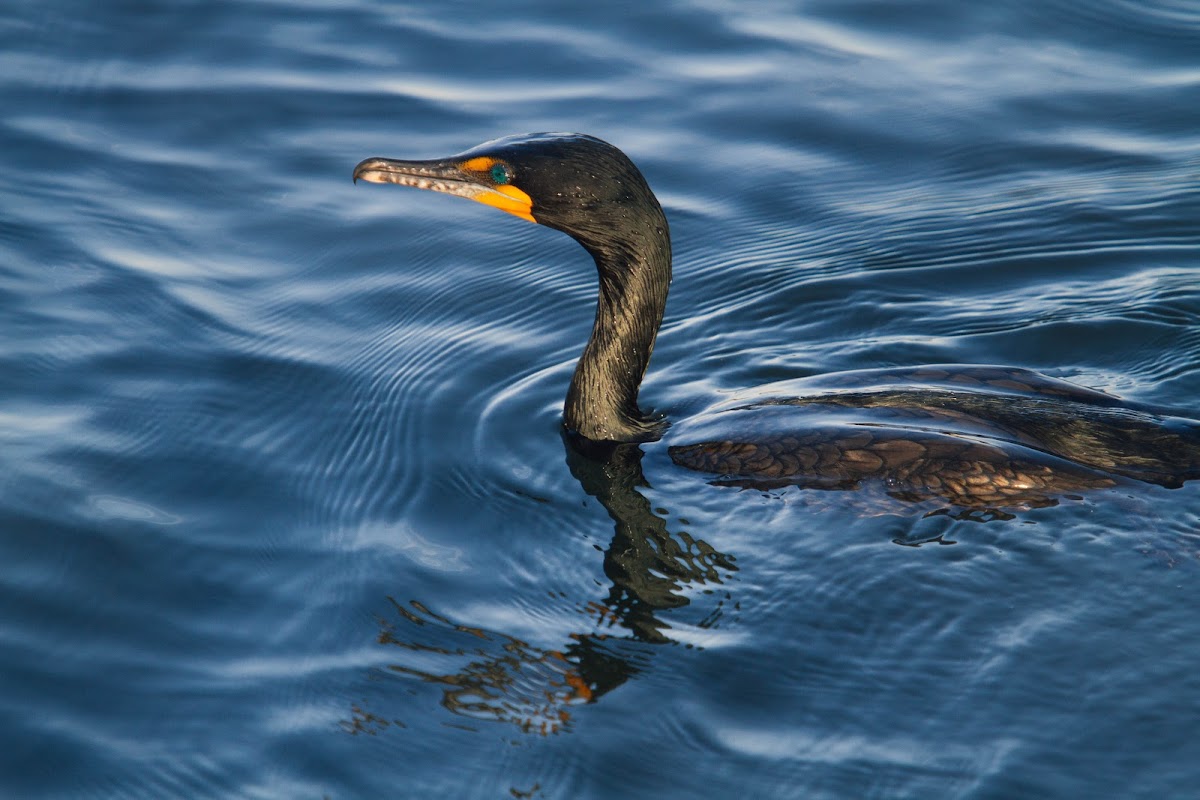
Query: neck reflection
[{"left": 346, "top": 433, "right": 736, "bottom": 737}]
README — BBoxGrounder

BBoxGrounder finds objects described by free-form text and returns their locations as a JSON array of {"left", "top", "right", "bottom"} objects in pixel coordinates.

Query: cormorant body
[{"left": 354, "top": 133, "right": 1200, "bottom": 509}]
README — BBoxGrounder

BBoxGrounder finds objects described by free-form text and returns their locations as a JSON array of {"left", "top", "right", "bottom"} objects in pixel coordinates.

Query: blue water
[{"left": 3, "top": 1, "right": 1200, "bottom": 797}]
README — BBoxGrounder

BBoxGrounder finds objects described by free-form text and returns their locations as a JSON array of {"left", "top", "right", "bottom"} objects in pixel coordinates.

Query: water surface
[{"left": 2, "top": 1, "right": 1200, "bottom": 797}]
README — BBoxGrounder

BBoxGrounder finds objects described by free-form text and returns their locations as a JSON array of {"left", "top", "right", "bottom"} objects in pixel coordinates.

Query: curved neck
[{"left": 563, "top": 215, "right": 671, "bottom": 442}]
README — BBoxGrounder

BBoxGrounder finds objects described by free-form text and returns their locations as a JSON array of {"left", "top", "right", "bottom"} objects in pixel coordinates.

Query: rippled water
[{"left": 3, "top": 1, "right": 1200, "bottom": 797}]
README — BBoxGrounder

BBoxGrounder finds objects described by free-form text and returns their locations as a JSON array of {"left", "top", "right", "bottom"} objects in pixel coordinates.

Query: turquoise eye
[{"left": 490, "top": 163, "right": 511, "bottom": 184}]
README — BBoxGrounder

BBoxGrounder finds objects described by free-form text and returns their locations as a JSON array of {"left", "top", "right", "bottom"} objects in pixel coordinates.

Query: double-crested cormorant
[{"left": 354, "top": 133, "right": 1200, "bottom": 508}]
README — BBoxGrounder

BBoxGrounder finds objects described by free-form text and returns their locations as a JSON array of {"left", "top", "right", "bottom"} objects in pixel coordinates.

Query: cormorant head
[
  {"left": 353, "top": 133, "right": 666, "bottom": 251},
  {"left": 355, "top": 133, "right": 672, "bottom": 444}
]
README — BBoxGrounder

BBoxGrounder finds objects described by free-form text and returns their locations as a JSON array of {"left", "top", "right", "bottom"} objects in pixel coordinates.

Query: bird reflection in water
[
  {"left": 343, "top": 434, "right": 735, "bottom": 737},
  {"left": 343, "top": 386, "right": 1198, "bottom": 736}
]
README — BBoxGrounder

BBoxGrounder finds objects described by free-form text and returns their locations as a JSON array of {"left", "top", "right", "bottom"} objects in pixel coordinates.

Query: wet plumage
[{"left": 354, "top": 133, "right": 1200, "bottom": 509}]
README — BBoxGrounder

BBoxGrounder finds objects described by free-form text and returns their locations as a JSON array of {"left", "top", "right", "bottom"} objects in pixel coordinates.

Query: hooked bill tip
[{"left": 352, "top": 158, "right": 389, "bottom": 184}]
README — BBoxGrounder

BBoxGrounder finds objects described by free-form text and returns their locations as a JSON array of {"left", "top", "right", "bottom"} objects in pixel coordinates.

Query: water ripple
[{"left": 4, "top": 0, "right": 1200, "bottom": 797}]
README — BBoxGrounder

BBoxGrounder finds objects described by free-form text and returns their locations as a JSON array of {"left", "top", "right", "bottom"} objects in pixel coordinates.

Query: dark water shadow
[{"left": 345, "top": 433, "right": 735, "bottom": 737}]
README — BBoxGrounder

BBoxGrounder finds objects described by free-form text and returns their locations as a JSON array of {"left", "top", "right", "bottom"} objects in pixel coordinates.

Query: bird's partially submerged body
[
  {"left": 669, "top": 364, "right": 1200, "bottom": 507},
  {"left": 354, "top": 133, "right": 1200, "bottom": 510}
]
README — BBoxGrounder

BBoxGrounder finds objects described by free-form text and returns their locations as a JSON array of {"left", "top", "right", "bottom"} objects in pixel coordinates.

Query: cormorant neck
[{"left": 563, "top": 212, "right": 671, "bottom": 443}]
